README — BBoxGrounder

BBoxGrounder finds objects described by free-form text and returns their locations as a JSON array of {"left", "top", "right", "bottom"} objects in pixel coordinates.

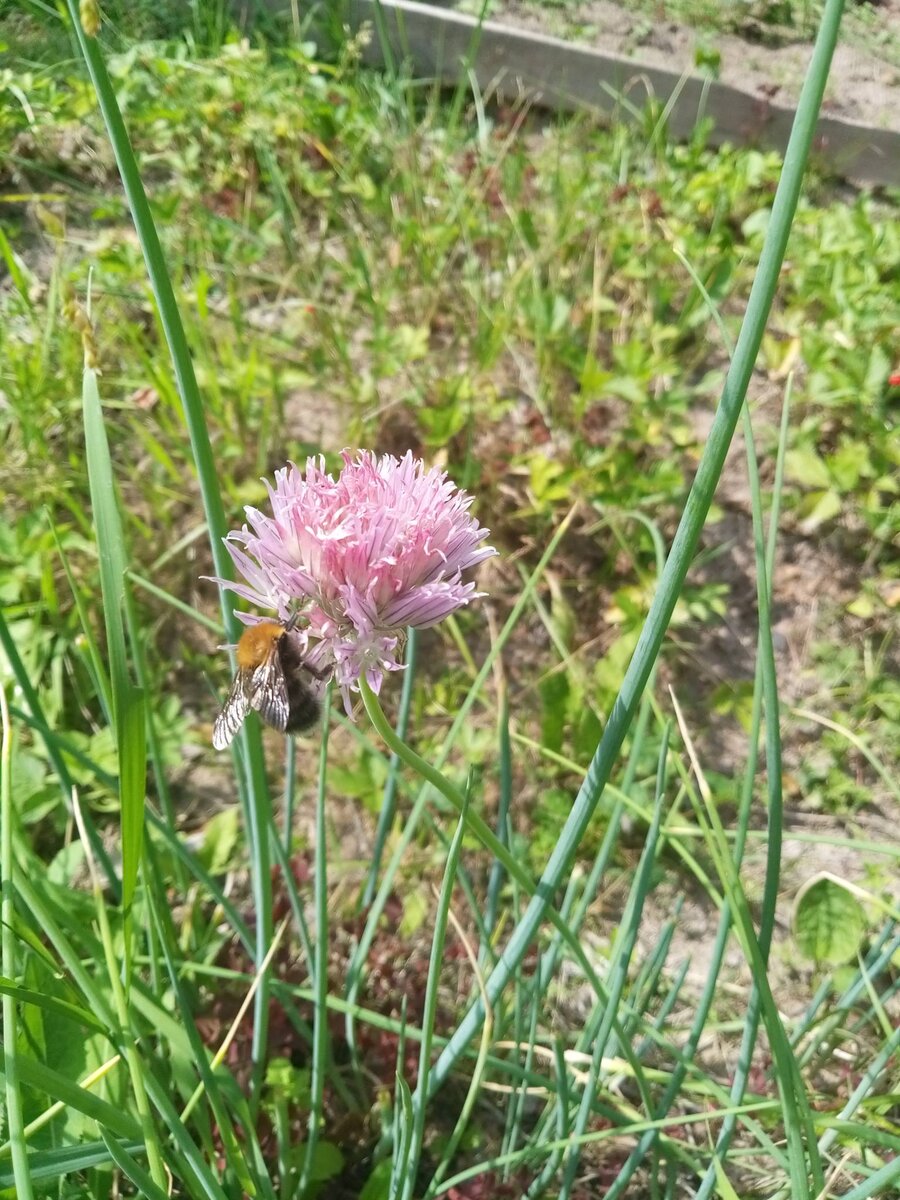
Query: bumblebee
[{"left": 212, "top": 617, "right": 324, "bottom": 750}]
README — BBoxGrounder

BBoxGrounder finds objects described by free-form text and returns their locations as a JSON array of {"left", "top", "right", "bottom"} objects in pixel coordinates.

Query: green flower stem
[
  {"left": 362, "top": 628, "right": 419, "bottom": 909},
  {"left": 298, "top": 684, "right": 333, "bottom": 1197},
  {"left": 425, "top": 0, "right": 847, "bottom": 1103}
]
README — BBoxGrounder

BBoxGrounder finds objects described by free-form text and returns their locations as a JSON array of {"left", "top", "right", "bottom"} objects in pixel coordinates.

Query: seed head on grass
[{"left": 211, "top": 450, "right": 496, "bottom": 710}]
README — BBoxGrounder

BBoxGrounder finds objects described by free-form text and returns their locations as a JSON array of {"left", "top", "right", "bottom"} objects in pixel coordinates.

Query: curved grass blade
[
  {"left": 81, "top": 363, "right": 146, "bottom": 921},
  {"left": 0, "top": 1141, "right": 143, "bottom": 1188}
]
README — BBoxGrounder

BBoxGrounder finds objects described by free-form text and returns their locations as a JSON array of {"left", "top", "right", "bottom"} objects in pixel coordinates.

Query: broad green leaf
[
  {"left": 360, "top": 1158, "right": 392, "bottom": 1200},
  {"left": 797, "top": 488, "right": 842, "bottom": 530},
  {"left": 794, "top": 876, "right": 867, "bottom": 964},
  {"left": 197, "top": 806, "right": 240, "bottom": 875}
]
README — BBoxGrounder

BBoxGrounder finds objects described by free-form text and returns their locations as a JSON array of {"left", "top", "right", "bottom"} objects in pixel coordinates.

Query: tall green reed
[{"left": 64, "top": 0, "right": 276, "bottom": 1084}]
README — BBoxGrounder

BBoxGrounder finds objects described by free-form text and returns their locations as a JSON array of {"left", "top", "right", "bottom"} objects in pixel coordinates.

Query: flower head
[{"left": 210, "top": 451, "right": 496, "bottom": 709}]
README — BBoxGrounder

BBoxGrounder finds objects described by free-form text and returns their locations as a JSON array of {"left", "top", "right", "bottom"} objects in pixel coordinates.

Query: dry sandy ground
[{"left": 486, "top": 0, "right": 900, "bottom": 132}]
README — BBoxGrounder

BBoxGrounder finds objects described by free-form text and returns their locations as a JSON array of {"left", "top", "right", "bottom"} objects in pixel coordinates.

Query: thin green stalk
[
  {"left": 670, "top": 729, "right": 820, "bottom": 1197},
  {"left": 425, "top": 0, "right": 846, "bottom": 1102},
  {"left": 100, "top": 1132, "right": 171, "bottom": 1200},
  {"left": 836, "top": 1151, "right": 900, "bottom": 1200},
  {"left": 0, "top": 687, "right": 35, "bottom": 1200},
  {"left": 434, "top": 1098, "right": 782, "bottom": 1198},
  {"left": 362, "top": 627, "right": 418, "bottom": 908},
  {"left": 145, "top": 806, "right": 254, "bottom": 954},
  {"left": 298, "top": 684, "right": 333, "bottom": 1198},
  {"left": 266, "top": 806, "right": 315, "bottom": 982},
  {"left": 80, "top": 362, "right": 146, "bottom": 924},
  {"left": 399, "top": 794, "right": 470, "bottom": 1200},
  {"left": 481, "top": 680, "right": 512, "bottom": 962},
  {"left": 817, "top": 1022, "right": 900, "bottom": 1157},
  {"left": 62, "top": 8, "right": 232, "bottom": 595},
  {"left": 530, "top": 508, "right": 666, "bottom": 999},
  {"left": 501, "top": 962, "right": 541, "bottom": 1171},
  {"left": 423, "top": 915, "right": 495, "bottom": 1199},
  {"left": 282, "top": 736, "right": 297, "bottom": 854},
  {"left": 524, "top": 1039, "right": 569, "bottom": 1200},
  {"left": 360, "top": 681, "right": 661, "bottom": 1142}
]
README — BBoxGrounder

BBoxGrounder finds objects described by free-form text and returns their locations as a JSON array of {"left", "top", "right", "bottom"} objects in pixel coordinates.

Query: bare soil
[{"left": 485, "top": 0, "right": 900, "bottom": 133}]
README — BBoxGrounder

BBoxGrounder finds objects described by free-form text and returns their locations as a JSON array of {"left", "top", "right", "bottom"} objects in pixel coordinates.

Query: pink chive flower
[{"left": 210, "top": 450, "right": 496, "bottom": 709}]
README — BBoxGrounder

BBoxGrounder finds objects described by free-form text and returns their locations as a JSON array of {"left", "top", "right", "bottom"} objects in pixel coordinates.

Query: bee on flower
[{"left": 208, "top": 450, "right": 496, "bottom": 745}]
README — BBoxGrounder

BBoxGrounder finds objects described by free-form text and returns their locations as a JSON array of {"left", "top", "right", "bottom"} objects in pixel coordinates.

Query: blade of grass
[
  {"left": 0, "top": 1141, "right": 144, "bottom": 1189},
  {"left": 142, "top": 842, "right": 270, "bottom": 1200},
  {"left": 434, "top": 1098, "right": 783, "bottom": 1197},
  {"left": 99, "top": 1132, "right": 171, "bottom": 1200},
  {"left": 358, "top": 679, "right": 606, "bottom": 994},
  {"left": 481, "top": 679, "right": 512, "bottom": 962},
  {"left": 0, "top": 1056, "right": 122, "bottom": 1160},
  {"left": 0, "top": 685, "right": 36, "bottom": 1200},
  {"left": 81, "top": 360, "right": 146, "bottom": 921},
  {"left": 824, "top": 1152, "right": 900, "bottom": 1200},
  {"left": 361, "top": 680, "right": 662, "bottom": 1144},
  {"left": 0, "top": 979, "right": 108, "bottom": 1036},
  {"left": 0, "top": 1051, "right": 139, "bottom": 1144},
  {"left": 49, "top": 514, "right": 112, "bottom": 724},
  {"left": 669, "top": 699, "right": 820, "bottom": 1196},
  {"left": 424, "top": 902, "right": 495, "bottom": 1199}
]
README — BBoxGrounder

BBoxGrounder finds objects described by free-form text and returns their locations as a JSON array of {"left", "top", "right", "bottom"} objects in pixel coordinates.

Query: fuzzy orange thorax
[{"left": 235, "top": 622, "right": 284, "bottom": 669}]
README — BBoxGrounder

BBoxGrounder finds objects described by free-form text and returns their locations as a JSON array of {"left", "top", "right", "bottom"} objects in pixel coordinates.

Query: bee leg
[{"left": 302, "top": 660, "right": 331, "bottom": 682}]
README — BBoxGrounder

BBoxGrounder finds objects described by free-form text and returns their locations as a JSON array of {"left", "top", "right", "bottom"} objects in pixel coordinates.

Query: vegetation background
[{"left": 1, "top": 0, "right": 898, "bottom": 1197}]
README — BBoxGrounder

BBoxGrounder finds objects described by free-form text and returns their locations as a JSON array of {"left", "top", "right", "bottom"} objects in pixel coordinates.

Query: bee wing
[
  {"left": 212, "top": 668, "right": 253, "bottom": 750},
  {"left": 249, "top": 650, "right": 290, "bottom": 733}
]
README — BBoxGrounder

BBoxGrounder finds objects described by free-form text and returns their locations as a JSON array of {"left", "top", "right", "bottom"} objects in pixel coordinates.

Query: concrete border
[{"left": 339, "top": 0, "right": 899, "bottom": 187}]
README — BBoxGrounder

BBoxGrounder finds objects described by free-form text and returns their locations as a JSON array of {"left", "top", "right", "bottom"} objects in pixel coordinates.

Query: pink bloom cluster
[{"left": 213, "top": 451, "right": 496, "bottom": 707}]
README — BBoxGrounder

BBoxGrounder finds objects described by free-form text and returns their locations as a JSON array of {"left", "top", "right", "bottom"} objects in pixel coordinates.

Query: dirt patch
[{"left": 481, "top": 0, "right": 900, "bottom": 133}]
